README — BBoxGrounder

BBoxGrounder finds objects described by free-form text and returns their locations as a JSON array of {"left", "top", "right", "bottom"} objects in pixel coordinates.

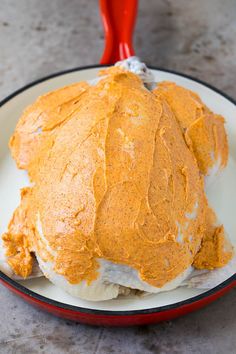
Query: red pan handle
[{"left": 99, "top": 0, "right": 138, "bottom": 64}]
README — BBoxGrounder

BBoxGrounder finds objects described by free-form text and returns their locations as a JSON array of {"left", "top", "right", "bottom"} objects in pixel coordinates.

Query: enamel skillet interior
[{"left": 0, "top": 0, "right": 235, "bottom": 326}]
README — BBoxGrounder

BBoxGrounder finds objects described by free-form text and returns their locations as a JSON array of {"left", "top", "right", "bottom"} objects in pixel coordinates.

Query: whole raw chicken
[{"left": 0, "top": 59, "right": 233, "bottom": 300}]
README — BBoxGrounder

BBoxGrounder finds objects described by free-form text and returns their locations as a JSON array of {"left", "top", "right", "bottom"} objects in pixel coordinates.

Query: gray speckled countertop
[{"left": 0, "top": 1, "right": 236, "bottom": 353}]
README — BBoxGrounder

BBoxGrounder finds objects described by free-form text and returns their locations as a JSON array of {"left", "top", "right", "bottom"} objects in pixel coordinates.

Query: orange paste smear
[
  {"left": 153, "top": 82, "right": 228, "bottom": 175},
  {"left": 2, "top": 67, "right": 233, "bottom": 287}
]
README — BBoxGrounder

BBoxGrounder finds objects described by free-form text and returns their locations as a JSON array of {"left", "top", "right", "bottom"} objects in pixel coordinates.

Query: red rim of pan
[{"left": 0, "top": 64, "right": 236, "bottom": 324}]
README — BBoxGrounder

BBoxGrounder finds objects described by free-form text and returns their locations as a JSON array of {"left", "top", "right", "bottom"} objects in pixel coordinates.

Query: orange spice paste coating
[
  {"left": 153, "top": 82, "right": 228, "bottom": 175},
  {"left": 2, "top": 67, "right": 233, "bottom": 286}
]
